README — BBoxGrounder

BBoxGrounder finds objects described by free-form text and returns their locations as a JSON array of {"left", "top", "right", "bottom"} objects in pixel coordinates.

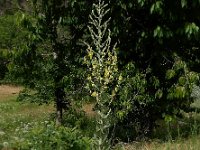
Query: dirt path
[
  {"left": 0, "top": 85, "right": 22, "bottom": 100},
  {"left": 0, "top": 84, "right": 96, "bottom": 117}
]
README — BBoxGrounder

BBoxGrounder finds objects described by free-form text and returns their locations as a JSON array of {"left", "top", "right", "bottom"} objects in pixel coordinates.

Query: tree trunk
[{"left": 55, "top": 87, "right": 65, "bottom": 126}]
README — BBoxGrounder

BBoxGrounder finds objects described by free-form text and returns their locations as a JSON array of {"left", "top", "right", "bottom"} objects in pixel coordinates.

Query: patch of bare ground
[{"left": 0, "top": 85, "right": 22, "bottom": 101}]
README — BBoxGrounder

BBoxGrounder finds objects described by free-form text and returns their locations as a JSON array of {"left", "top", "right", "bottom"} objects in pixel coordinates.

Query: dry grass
[
  {"left": 121, "top": 136, "right": 200, "bottom": 150},
  {"left": 0, "top": 84, "right": 54, "bottom": 119},
  {"left": 0, "top": 85, "right": 22, "bottom": 101}
]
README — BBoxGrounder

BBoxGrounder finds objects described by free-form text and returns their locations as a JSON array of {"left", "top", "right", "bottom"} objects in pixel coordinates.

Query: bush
[
  {"left": 62, "top": 108, "right": 96, "bottom": 138},
  {"left": 10, "top": 121, "right": 91, "bottom": 150},
  {"left": 112, "top": 59, "right": 199, "bottom": 141},
  {"left": 112, "top": 62, "right": 153, "bottom": 140}
]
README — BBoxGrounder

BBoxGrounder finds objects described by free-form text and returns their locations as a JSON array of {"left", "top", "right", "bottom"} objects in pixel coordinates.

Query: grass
[
  {"left": 121, "top": 135, "right": 200, "bottom": 150},
  {"left": 0, "top": 85, "right": 54, "bottom": 147}
]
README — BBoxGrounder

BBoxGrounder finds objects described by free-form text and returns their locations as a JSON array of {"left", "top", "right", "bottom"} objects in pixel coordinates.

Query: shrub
[
  {"left": 112, "top": 58, "right": 199, "bottom": 141},
  {"left": 62, "top": 109, "right": 96, "bottom": 138},
  {"left": 112, "top": 62, "right": 153, "bottom": 140},
  {"left": 11, "top": 121, "right": 91, "bottom": 150}
]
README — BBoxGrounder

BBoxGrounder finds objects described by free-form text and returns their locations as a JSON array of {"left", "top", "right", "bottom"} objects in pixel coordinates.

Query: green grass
[{"left": 0, "top": 90, "right": 54, "bottom": 147}]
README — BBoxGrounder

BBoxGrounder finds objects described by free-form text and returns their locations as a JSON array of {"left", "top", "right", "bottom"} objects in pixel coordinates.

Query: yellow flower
[
  {"left": 112, "top": 90, "right": 116, "bottom": 97},
  {"left": 92, "top": 64, "right": 97, "bottom": 69},
  {"left": 88, "top": 51, "right": 93, "bottom": 60},
  {"left": 119, "top": 75, "right": 123, "bottom": 81},
  {"left": 91, "top": 91, "right": 97, "bottom": 97},
  {"left": 104, "top": 68, "right": 109, "bottom": 78},
  {"left": 87, "top": 76, "right": 92, "bottom": 81},
  {"left": 115, "top": 87, "right": 118, "bottom": 92}
]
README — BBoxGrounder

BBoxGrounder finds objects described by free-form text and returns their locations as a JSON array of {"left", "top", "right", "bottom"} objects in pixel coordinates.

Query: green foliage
[
  {"left": 8, "top": 0, "right": 88, "bottom": 116},
  {"left": 0, "top": 13, "right": 28, "bottom": 80},
  {"left": 150, "top": 1, "right": 163, "bottom": 15},
  {"left": 10, "top": 121, "right": 91, "bottom": 150},
  {"left": 62, "top": 108, "right": 96, "bottom": 137},
  {"left": 185, "top": 22, "right": 199, "bottom": 38},
  {"left": 0, "top": 92, "right": 54, "bottom": 148},
  {"left": 0, "top": 14, "right": 27, "bottom": 49},
  {"left": 112, "top": 62, "right": 154, "bottom": 139},
  {"left": 7, "top": 0, "right": 90, "bottom": 126},
  {"left": 166, "top": 69, "right": 176, "bottom": 80},
  {"left": 111, "top": 58, "right": 199, "bottom": 140}
]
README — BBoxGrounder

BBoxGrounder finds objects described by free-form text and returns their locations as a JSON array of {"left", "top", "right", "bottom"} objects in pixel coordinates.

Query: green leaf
[
  {"left": 174, "top": 86, "right": 186, "bottom": 99},
  {"left": 164, "top": 115, "right": 173, "bottom": 123},
  {"left": 188, "top": 72, "right": 199, "bottom": 83},
  {"left": 154, "top": 26, "right": 163, "bottom": 38},
  {"left": 121, "top": 3, "right": 127, "bottom": 10},
  {"left": 174, "top": 60, "right": 186, "bottom": 71},
  {"left": 185, "top": 22, "right": 199, "bottom": 38},
  {"left": 155, "top": 89, "right": 163, "bottom": 99},
  {"left": 166, "top": 69, "right": 176, "bottom": 80},
  {"left": 181, "top": 0, "right": 187, "bottom": 8},
  {"left": 150, "top": 76, "right": 160, "bottom": 88},
  {"left": 128, "top": 3, "right": 133, "bottom": 8},
  {"left": 138, "top": 0, "right": 145, "bottom": 7},
  {"left": 178, "top": 76, "right": 186, "bottom": 85},
  {"left": 117, "top": 110, "right": 125, "bottom": 120},
  {"left": 150, "top": 1, "right": 163, "bottom": 14}
]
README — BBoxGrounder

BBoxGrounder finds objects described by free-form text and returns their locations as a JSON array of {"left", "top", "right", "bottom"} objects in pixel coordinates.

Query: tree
[
  {"left": 9, "top": 0, "right": 90, "bottom": 125},
  {"left": 0, "top": 11, "right": 29, "bottom": 80}
]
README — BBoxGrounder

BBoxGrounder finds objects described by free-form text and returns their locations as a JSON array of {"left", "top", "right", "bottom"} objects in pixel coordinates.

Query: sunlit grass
[
  {"left": 0, "top": 86, "right": 54, "bottom": 146},
  {"left": 121, "top": 135, "right": 200, "bottom": 150}
]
